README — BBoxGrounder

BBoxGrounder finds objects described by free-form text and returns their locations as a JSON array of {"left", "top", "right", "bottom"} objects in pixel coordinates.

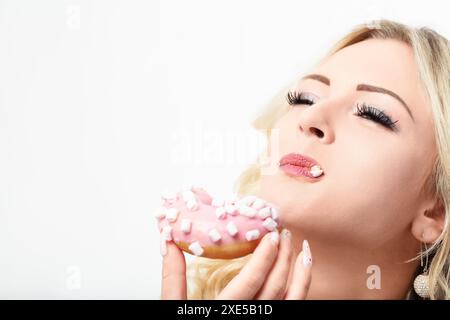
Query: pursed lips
[{"left": 279, "top": 153, "right": 324, "bottom": 178}]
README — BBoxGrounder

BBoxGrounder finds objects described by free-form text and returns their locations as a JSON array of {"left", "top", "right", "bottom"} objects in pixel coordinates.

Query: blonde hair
[{"left": 187, "top": 19, "right": 450, "bottom": 300}]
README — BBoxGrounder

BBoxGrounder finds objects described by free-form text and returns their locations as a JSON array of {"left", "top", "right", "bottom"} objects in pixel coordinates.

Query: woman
[{"left": 160, "top": 19, "right": 450, "bottom": 299}]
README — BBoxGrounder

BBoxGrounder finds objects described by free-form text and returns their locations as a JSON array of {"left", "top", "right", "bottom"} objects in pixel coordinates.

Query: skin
[{"left": 161, "top": 38, "right": 445, "bottom": 299}]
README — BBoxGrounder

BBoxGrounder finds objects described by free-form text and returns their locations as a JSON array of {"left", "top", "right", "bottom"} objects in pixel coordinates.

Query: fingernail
[
  {"left": 269, "top": 231, "right": 280, "bottom": 245},
  {"left": 281, "top": 228, "right": 291, "bottom": 239},
  {"left": 302, "top": 239, "right": 312, "bottom": 267},
  {"left": 160, "top": 238, "right": 168, "bottom": 257}
]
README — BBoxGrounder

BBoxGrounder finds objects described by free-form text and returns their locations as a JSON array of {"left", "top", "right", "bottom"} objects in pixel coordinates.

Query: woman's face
[{"left": 257, "top": 39, "right": 436, "bottom": 251}]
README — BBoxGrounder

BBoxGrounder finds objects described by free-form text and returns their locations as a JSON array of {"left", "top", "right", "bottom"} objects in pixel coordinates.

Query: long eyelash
[
  {"left": 286, "top": 91, "right": 399, "bottom": 131},
  {"left": 355, "top": 103, "right": 399, "bottom": 131},
  {"left": 286, "top": 91, "right": 314, "bottom": 105}
]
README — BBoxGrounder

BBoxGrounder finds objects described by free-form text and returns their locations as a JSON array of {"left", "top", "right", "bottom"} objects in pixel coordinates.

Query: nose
[
  {"left": 304, "top": 127, "right": 325, "bottom": 139},
  {"left": 297, "top": 106, "right": 335, "bottom": 143}
]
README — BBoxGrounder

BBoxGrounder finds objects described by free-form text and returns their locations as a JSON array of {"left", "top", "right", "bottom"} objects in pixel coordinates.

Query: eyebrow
[{"left": 301, "top": 73, "right": 415, "bottom": 121}]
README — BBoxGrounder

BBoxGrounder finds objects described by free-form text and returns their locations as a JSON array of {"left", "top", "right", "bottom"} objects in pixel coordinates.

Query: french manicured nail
[
  {"left": 269, "top": 231, "right": 280, "bottom": 245},
  {"left": 281, "top": 228, "right": 291, "bottom": 239},
  {"left": 302, "top": 239, "right": 312, "bottom": 267}
]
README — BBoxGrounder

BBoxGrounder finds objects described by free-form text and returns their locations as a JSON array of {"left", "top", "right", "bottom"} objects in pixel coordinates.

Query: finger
[
  {"left": 217, "top": 231, "right": 280, "bottom": 299},
  {"left": 161, "top": 240, "right": 187, "bottom": 299},
  {"left": 255, "top": 229, "right": 293, "bottom": 299},
  {"left": 285, "top": 240, "right": 312, "bottom": 300}
]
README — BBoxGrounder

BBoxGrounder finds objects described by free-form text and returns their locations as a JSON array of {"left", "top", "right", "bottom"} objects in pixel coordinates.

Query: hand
[{"left": 161, "top": 229, "right": 312, "bottom": 299}]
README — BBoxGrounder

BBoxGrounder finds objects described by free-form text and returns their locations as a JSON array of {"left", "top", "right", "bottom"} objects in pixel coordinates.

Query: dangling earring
[{"left": 413, "top": 239, "right": 430, "bottom": 299}]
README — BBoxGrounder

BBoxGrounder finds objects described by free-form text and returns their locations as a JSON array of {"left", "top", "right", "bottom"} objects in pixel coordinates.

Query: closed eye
[
  {"left": 286, "top": 91, "right": 317, "bottom": 105},
  {"left": 286, "top": 90, "right": 399, "bottom": 132}
]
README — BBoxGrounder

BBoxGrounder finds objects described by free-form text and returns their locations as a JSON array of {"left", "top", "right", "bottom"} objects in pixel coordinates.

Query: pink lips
[{"left": 279, "top": 153, "right": 323, "bottom": 179}]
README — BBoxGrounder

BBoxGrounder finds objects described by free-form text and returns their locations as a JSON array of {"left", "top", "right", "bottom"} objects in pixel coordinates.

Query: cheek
[
  {"left": 340, "top": 140, "right": 427, "bottom": 210},
  {"left": 317, "top": 142, "right": 427, "bottom": 245}
]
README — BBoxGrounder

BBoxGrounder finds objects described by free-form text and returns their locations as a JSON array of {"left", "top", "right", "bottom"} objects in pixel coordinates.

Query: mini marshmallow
[
  {"left": 224, "top": 199, "right": 234, "bottom": 206},
  {"left": 215, "top": 207, "right": 227, "bottom": 219},
  {"left": 258, "top": 207, "right": 272, "bottom": 219},
  {"left": 161, "top": 225, "right": 172, "bottom": 241},
  {"left": 208, "top": 228, "right": 222, "bottom": 242},
  {"left": 270, "top": 207, "right": 279, "bottom": 221},
  {"left": 239, "top": 205, "right": 257, "bottom": 218},
  {"left": 180, "top": 218, "right": 192, "bottom": 233},
  {"left": 211, "top": 198, "right": 225, "bottom": 207},
  {"left": 226, "top": 221, "right": 238, "bottom": 236},
  {"left": 236, "top": 203, "right": 245, "bottom": 213},
  {"left": 154, "top": 207, "right": 167, "bottom": 219},
  {"left": 245, "top": 229, "right": 261, "bottom": 241},
  {"left": 189, "top": 241, "right": 204, "bottom": 256},
  {"left": 251, "top": 199, "right": 266, "bottom": 210},
  {"left": 262, "top": 217, "right": 278, "bottom": 231},
  {"left": 310, "top": 165, "right": 323, "bottom": 177},
  {"left": 186, "top": 198, "right": 199, "bottom": 211},
  {"left": 224, "top": 204, "right": 237, "bottom": 215},
  {"left": 240, "top": 195, "right": 257, "bottom": 206},
  {"left": 165, "top": 208, "right": 179, "bottom": 222},
  {"left": 182, "top": 190, "right": 196, "bottom": 202}
]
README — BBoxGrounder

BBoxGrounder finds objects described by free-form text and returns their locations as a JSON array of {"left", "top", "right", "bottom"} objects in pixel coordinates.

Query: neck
[{"left": 289, "top": 232, "right": 421, "bottom": 299}]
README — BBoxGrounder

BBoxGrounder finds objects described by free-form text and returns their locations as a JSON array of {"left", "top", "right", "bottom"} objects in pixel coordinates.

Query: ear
[{"left": 411, "top": 197, "right": 445, "bottom": 244}]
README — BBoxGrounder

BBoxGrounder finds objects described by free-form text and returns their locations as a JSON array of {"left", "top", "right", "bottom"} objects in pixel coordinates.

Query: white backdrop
[{"left": 0, "top": 0, "right": 448, "bottom": 299}]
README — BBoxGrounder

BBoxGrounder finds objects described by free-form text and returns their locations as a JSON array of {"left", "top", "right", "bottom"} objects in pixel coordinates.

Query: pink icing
[{"left": 156, "top": 187, "right": 280, "bottom": 249}]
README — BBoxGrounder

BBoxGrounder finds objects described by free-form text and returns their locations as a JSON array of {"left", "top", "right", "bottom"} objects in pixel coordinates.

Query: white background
[{"left": 0, "top": 0, "right": 449, "bottom": 299}]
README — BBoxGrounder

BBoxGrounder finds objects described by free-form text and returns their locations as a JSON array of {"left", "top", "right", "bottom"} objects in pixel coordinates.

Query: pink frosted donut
[{"left": 155, "top": 186, "right": 280, "bottom": 259}]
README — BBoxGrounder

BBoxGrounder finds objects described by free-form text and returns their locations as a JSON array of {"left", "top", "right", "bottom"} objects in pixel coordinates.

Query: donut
[{"left": 155, "top": 186, "right": 281, "bottom": 259}]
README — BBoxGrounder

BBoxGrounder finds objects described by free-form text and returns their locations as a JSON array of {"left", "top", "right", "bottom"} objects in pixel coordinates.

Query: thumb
[{"left": 161, "top": 241, "right": 187, "bottom": 299}]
